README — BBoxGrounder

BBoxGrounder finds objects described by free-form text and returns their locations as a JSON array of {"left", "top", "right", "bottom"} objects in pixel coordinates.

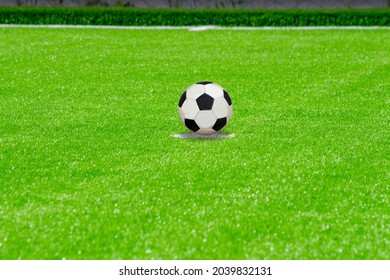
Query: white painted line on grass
[
  {"left": 172, "top": 133, "right": 235, "bottom": 139},
  {"left": 216, "top": 25, "right": 390, "bottom": 31},
  {"left": 0, "top": 24, "right": 188, "bottom": 30},
  {"left": 189, "top": 25, "right": 390, "bottom": 31},
  {"left": 0, "top": 24, "right": 389, "bottom": 31},
  {"left": 188, "top": 25, "right": 218, "bottom": 31}
]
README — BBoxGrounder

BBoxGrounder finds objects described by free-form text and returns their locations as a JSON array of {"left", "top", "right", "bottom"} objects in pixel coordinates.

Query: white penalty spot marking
[{"left": 173, "top": 133, "right": 235, "bottom": 139}]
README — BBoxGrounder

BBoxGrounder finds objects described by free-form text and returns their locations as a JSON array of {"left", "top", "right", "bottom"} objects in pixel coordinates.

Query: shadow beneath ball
[{"left": 172, "top": 132, "right": 235, "bottom": 139}]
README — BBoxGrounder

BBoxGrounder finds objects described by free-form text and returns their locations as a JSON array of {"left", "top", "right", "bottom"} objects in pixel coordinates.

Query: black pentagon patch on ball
[
  {"left": 196, "top": 81, "right": 213, "bottom": 85},
  {"left": 223, "top": 90, "right": 232, "bottom": 106},
  {"left": 178, "top": 91, "right": 186, "bottom": 107},
  {"left": 212, "top": 117, "right": 227, "bottom": 131},
  {"left": 196, "top": 93, "right": 214, "bottom": 110},
  {"left": 185, "top": 119, "right": 200, "bottom": 132}
]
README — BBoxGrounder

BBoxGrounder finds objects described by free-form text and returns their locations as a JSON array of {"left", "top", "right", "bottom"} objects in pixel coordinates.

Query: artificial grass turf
[{"left": 0, "top": 27, "right": 389, "bottom": 259}]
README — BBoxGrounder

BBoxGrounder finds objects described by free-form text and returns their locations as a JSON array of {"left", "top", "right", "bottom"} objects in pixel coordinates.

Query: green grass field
[{"left": 0, "top": 27, "right": 389, "bottom": 260}]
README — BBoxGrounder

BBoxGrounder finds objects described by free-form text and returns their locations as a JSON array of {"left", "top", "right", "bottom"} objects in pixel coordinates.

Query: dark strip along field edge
[{"left": 0, "top": 7, "right": 389, "bottom": 26}]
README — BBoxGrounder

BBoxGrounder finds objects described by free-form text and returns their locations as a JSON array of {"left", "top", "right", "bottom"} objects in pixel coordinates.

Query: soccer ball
[{"left": 178, "top": 81, "right": 232, "bottom": 135}]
